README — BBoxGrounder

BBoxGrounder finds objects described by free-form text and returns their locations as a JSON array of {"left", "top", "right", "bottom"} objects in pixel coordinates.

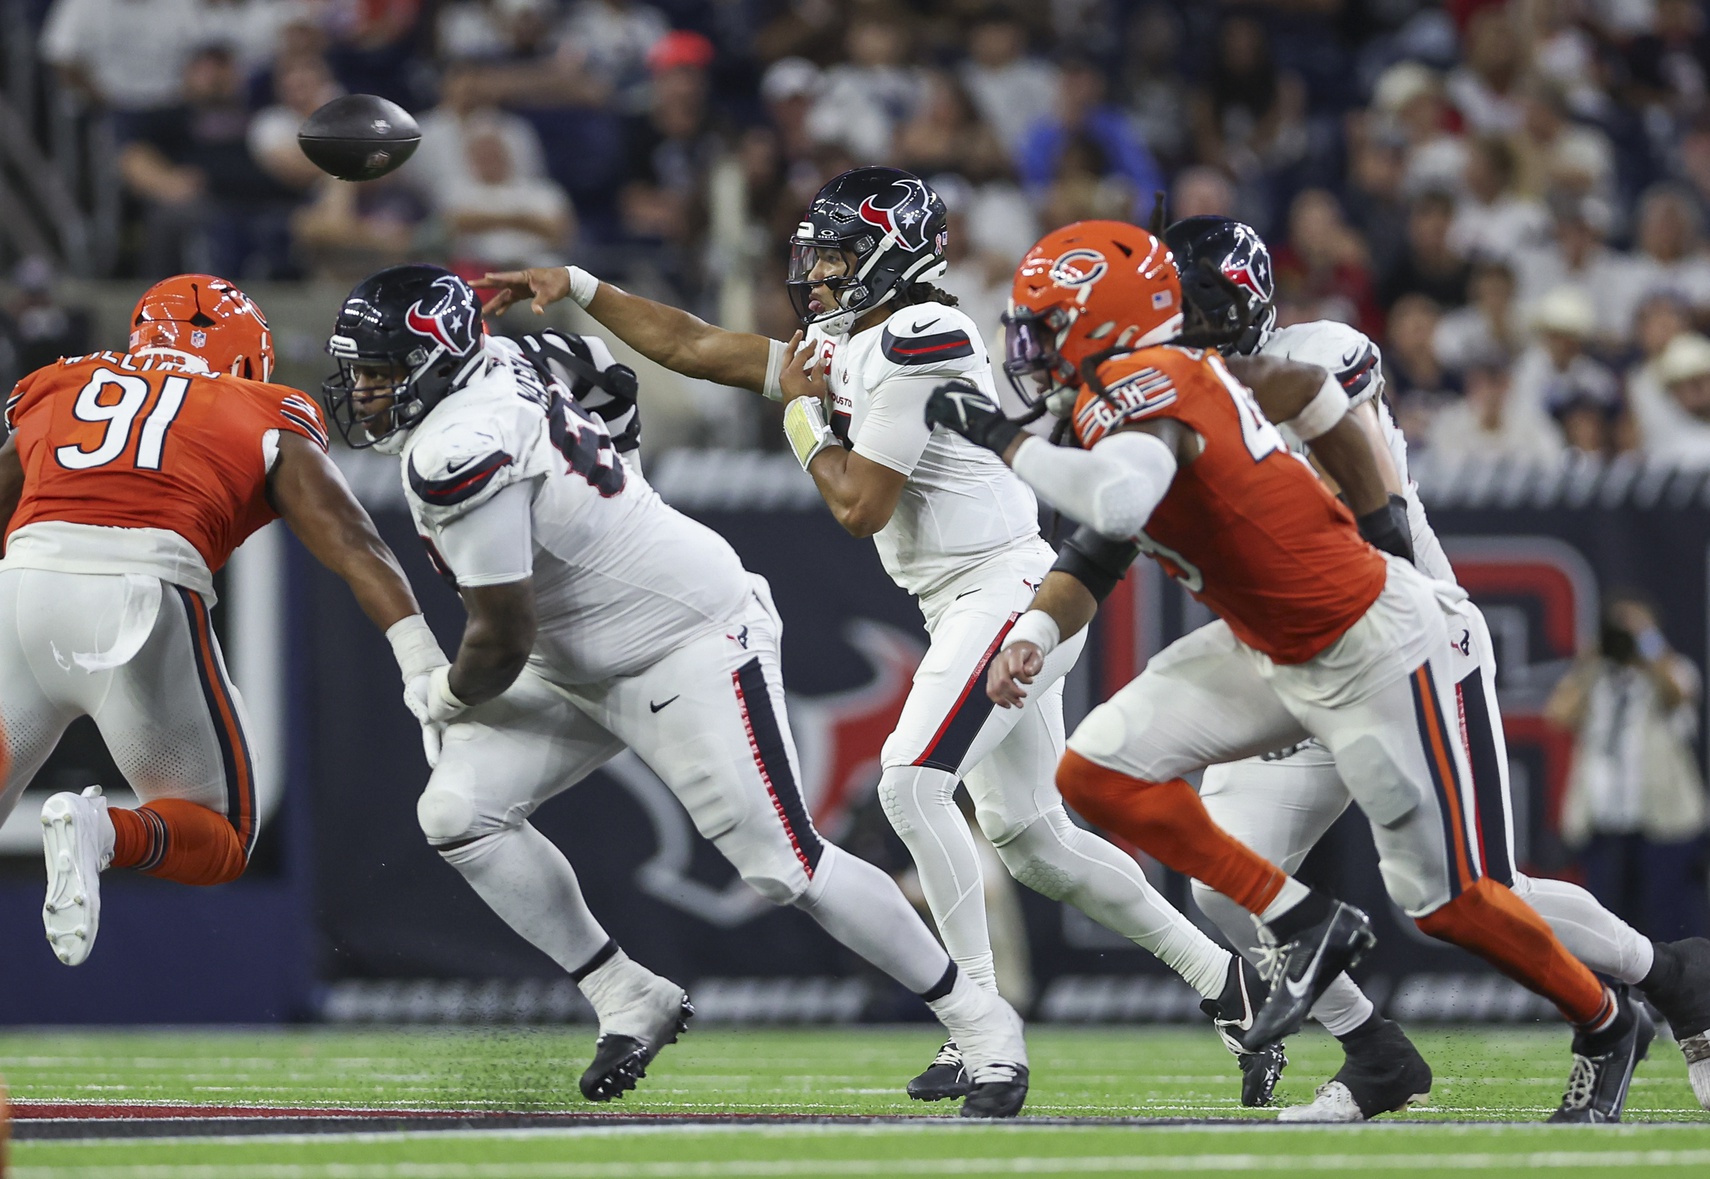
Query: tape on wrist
[
  {"left": 762, "top": 338, "right": 787, "bottom": 402},
  {"left": 386, "top": 614, "right": 449, "bottom": 683},
  {"left": 427, "top": 665, "right": 470, "bottom": 724},
  {"left": 1003, "top": 610, "right": 1061, "bottom": 659},
  {"left": 1288, "top": 373, "right": 1351, "bottom": 442},
  {"left": 565, "top": 266, "right": 600, "bottom": 309},
  {"left": 783, "top": 395, "right": 837, "bottom": 470}
]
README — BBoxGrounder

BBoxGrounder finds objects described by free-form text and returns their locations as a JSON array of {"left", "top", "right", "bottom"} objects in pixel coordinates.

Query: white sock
[
  {"left": 1512, "top": 872, "right": 1655, "bottom": 985},
  {"left": 878, "top": 765, "right": 999, "bottom": 992},
  {"left": 1258, "top": 876, "right": 1311, "bottom": 925},
  {"left": 576, "top": 947, "right": 652, "bottom": 1025},
  {"left": 925, "top": 966, "right": 1028, "bottom": 1075},
  {"left": 436, "top": 822, "right": 613, "bottom": 975},
  {"left": 997, "top": 808, "right": 1230, "bottom": 998},
  {"left": 1311, "top": 973, "right": 1376, "bottom": 1037},
  {"left": 794, "top": 843, "right": 952, "bottom": 995}
]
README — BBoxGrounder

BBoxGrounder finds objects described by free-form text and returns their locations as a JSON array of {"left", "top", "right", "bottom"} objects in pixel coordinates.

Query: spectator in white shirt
[
  {"left": 442, "top": 124, "right": 574, "bottom": 270},
  {"left": 1627, "top": 294, "right": 1700, "bottom": 454},
  {"left": 249, "top": 51, "right": 343, "bottom": 192},
  {"left": 1435, "top": 258, "right": 1523, "bottom": 371},
  {"left": 406, "top": 61, "right": 549, "bottom": 198},
  {"left": 1446, "top": 6, "right": 1529, "bottom": 135},
  {"left": 1449, "top": 135, "right": 1551, "bottom": 262},
  {"left": 1607, "top": 183, "right": 1710, "bottom": 339},
  {"left": 808, "top": 12, "right": 923, "bottom": 162},
  {"left": 1639, "top": 330, "right": 1710, "bottom": 466},
  {"left": 1428, "top": 351, "right": 1567, "bottom": 465},
  {"left": 39, "top": 0, "right": 203, "bottom": 110},
  {"left": 959, "top": 8, "right": 1058, "bottom": 160},
  {"left": 1513, "top": 191, "right": 1624, "bottom": 326},
  {"left": 1509, "top": 285, "right": 1623, "bottom": 454}
]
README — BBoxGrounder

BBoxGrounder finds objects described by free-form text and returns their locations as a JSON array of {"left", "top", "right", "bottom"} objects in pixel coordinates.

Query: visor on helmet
[{"left": 1001, "top": 305, "right": 1075, "bottom": 409}]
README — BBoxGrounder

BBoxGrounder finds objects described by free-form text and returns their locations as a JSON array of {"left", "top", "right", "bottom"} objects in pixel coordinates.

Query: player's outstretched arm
[
  {"left": 268, "top": 433, "right": 421, "bottom": 631},
  {"left": 0, "top": 437, "right": 22, "bottom": 548},
  {"left": 475, "top": 266, "right": 777, "bottom": 394},
  {"left": 988, "top": 571, "right": 1100, "bottom": 708}
]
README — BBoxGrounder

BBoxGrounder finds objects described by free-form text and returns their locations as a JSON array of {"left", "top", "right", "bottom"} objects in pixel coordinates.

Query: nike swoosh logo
[
  {"left": 649, "top": 696, "right": 680, "bottom": 713},
  {"left": 912, "top": 317, "right": 940, "bottom": 333},
  {"left": 1340, "top": 346, "right": 1360, "bottom": 367},
  {"left": 955, "top": 588, "right": 981, "bottom": 600},
  {"left": 1285, "top": 935, "right": 1331, "bottom": 999},
  {"left": 445, "top": 455, "right": 475, "bottom": 474}
]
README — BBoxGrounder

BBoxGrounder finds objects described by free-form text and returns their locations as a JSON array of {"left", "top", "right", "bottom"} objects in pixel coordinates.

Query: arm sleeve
[
  {"left": 1010, "top": 430, "right": 1178, "bottom": 539},
  {"left": 851, "top": 371, "right": 944, "bottom": 475},
  {"left": 434, "top": 478, "right": 536, "bottom": 587}
]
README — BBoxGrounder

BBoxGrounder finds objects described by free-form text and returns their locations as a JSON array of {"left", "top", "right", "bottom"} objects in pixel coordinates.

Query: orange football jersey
[
  {"left": 1073, "top": 345, "right": 1387, "bottom": 665},
  {"left": 4, "top": 351, "right": 329, "bottom": 573}
]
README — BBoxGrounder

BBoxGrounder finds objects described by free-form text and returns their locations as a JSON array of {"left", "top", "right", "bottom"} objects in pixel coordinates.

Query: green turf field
[{"left": 3, "top": 1025, "right": 1708, "bottom": 1177}]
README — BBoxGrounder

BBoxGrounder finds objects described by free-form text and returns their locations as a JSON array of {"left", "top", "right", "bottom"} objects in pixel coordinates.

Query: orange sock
[
  {"left": 1057, "top": 750, "right": 1289, "bottom": 913},
  {"left": 1415, "top": 877, "right": 1610, "bottom": 1026},
  {"left": 109, "top": 800, "right": 248, "bottom": 886}
]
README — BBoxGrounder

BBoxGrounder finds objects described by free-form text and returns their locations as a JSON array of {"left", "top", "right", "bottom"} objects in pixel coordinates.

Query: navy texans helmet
[
  {"left": 324, "top": 264, "right": 486, "bottom": 450},
  {"left": 1161, "top": 216, "right": 1277, "bottom": 354},
  {"left": 787, "top": 166, "right": 949, "bottom": 336}
]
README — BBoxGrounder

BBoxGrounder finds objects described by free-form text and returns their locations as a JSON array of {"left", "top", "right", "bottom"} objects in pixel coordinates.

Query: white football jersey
[
  {"left": 401, "top": 338, "right": 751, "bottom": 684},
  {"left": 1261, "top": 320, "right": 1454, "bottom": 586},
  {"left": 805, "top": 302, "right": 1047, "bottom": 598}
]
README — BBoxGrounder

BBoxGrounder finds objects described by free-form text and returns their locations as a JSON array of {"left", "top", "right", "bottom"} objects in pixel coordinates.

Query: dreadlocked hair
[{"left": 898, "top": 282, "right": 959, "bottom": 308}]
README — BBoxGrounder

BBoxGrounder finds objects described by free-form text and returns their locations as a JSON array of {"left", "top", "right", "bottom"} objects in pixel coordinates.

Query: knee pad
[
  {"left": 743, "top": 867, "right": 808, "bottom": 905},
  {"left": 417, "top": 788, "right": 479, "bottom": 844},
  {"left": 993, "top": 832, "right": 1076, "bottom": 901},
  {"left": 876, "top": 765, "right": 956, "bottom": 839}
]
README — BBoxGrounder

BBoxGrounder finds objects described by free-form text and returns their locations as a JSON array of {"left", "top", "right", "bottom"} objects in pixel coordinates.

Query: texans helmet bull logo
[
  {"left": 856, "top": 177, "right": 935, "bottom": 253},
  {"left": 404, "top": 274, "right": 481, "bottom": 357}
]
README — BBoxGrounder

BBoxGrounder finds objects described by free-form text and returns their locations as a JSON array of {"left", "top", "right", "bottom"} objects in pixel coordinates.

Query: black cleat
[
  {"left": 959, "top": 1063, "right": 1028, "bottom": 1118},
  {"left": 1638, "top": 938, "right": 1710, "bottom": 1111},
  {"left": 1549, "top": 986, "right": 1654, "bottom": 1123},
  {"left": 1278, "top": 1018, "right": 1432, "bottom": 1122},
  {"left": 1201, "top": 956, "right": 1287, "bottom": 1107},
  {"left": 908, "top": 1039, "right": 973, "bottom": 1102},
  {"left": 578, "top": 995, "right": 694, "bottom": 1102},
  {"left": 1246, "top": 901, "right": 1376, "bottom": 1050}
]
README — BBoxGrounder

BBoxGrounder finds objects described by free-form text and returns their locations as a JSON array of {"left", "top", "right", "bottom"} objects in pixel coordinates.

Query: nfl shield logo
[{"left": 191, "top": 330, "right": 207, "bottom": 348}]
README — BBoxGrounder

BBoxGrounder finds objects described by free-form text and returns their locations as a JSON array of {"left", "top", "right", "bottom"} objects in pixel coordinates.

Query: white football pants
[{"left": 876, "top": 545, "right": 1232, "bottom": 1000}]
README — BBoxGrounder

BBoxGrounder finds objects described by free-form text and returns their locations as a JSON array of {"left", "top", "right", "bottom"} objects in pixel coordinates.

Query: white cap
[
  {"left": 1530, "top": 286, "right": 1596, "bottom": 338},
  {"left": 1656, "top": 332, "right": 1710, "bottom": 385},
  {"left": 762, "top": 57, "right": 821, "bottom": 103},
  {"left": 1372, "top": 61, "right": 1439, "bottom": 114}
]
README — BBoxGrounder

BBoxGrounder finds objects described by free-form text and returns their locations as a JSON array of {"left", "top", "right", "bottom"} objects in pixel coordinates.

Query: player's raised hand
[
  {"left": 988, "top": 642, "right": 1044, "bottom": 708},
  {"left": 475, "top": 268, "right": 572, "bottom": 317},
  {"left": 778, "top": 331, "right": 822, "bottom": 403},
  {"left": 925, "top": 380, "right": 1023, "bottom": 457}
]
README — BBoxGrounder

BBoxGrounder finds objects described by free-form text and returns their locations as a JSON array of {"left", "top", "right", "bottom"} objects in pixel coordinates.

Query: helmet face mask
[
  {"left": 1001, "top": 304, "right": 1078, "bottom": 415},
  {"left": 785, "top": 166, "right": 949, "bottom": 336},
  {"left": 323, "top": 265, "right": 484, "bottom": 450}
]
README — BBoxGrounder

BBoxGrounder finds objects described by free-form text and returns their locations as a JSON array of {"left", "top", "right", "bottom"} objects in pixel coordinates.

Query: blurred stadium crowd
[{"left": 6, "top": 0, "right": 1710, "bottom": 462}]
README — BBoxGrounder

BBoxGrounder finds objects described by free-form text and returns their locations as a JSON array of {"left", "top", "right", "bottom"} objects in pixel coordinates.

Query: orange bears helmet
[
  {"left": 130, "top": 274, "right": 275, "bottom": 382},
  {"left": 1001, "top": 220, "right": 1181, "bottom": 412}
]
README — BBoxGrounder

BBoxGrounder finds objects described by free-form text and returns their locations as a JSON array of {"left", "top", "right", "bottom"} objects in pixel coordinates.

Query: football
[{"left": 298, "top": 94, "right": 421, "bottom": 182}]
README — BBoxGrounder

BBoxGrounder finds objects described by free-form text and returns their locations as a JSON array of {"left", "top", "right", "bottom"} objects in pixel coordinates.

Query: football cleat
[
  {"left": 1549, "top": 986, "right": 1654, "bottom": 1124},
  {"left": 960, "top": 1063, "right": 1029, "bottom": 1119},
  {"left": 1638, "top": 937, "right": 1710, "bottom": 1111},
  {"left": 907, "top": 1039, "right": 972, "bottom": 1102},
  {"left": 41, "top": 786, "right": 113, "bottom": 967},
  {"left": 1200, "top": 955, "right": 1287, "bottom": 1106},
  {"left": 578, "top": 982, "right": 693, "bottom": 1102},
  {"left": 1246, "top": 901, "right": 1376, "bottom": 1050},
  {"left": 1277, "top": 1019, "right": 1431, "bottom": 1122}
]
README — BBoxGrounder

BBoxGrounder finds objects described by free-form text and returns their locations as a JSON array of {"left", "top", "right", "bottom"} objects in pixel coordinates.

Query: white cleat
[
  {"left": 1277, "top": 1080, "right": 1430, "bottom": 1123},
  {"left": 41, "top": 786, "right": 114, "bottom": 967}
]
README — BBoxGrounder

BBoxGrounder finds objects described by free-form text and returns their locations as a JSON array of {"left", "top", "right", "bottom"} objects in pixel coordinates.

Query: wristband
[
  {"left": 426, "top": 665, "right": 471, "bottom": 724},
  {"left": 1288, "top": 373, "right": 1351, "bottom": 442},
  {"left": 386, "top": 614, "right": 449, "bottom": 683},
  {"left": 783, "top": 395, "right": 837, "bottom": 470},
  {"left": 763, "top": 337, "right": 787, "bottom": 402},
  {"left": 1003, "top": 610, "right": 1061, "bottom": 659},
  {"left": 564, "top": 266, "right": 600, "bottom": 309}
]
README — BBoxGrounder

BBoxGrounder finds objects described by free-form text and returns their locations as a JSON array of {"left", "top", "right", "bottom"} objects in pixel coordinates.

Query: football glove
[
  {"left": 1356, "top": 494, "right": 1415, "bottom": 565},
  {"left": 403, "top": 666, "right": 471, "bottom": 769},
  {"left": 925, "top": 380, "right": 1023, "bottom": 455}
]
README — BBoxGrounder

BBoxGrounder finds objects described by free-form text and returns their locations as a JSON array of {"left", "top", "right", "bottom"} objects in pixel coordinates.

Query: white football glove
[{"left": 388, "top": 615, "right": 454, "bottom": 768}]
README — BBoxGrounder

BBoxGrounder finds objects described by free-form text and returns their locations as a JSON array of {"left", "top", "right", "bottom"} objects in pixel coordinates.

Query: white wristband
[
  {"left": 1287, "top": 373, "right": 1351, "bottom": 442},
  {"left": 425, "top": 665, "right": 471, "bottom": 724},
  {"left": 386, "top": 614, "right": 449, "bottom": 683},
  {"left": 762, "top": 337, "right": 788, "bottom": 401},
  {"left": 564, "top": 265, "right": 600, "bottom": 309},
  {"left": 1003, "top": 610, "right": 1060, "bottom": 659},
  {"left": 783, "top": 395, "right": 837, "bottom": 470}
]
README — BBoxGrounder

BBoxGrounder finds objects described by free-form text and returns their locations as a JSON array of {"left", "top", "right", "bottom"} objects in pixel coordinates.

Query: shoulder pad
[
  {"left": 879, "top": 305, "right": 978, "bottom": 368},
  {"left": 404, "top": 389, "right": 544, "bottom": 515},
  {"left": 407, "top": 428, "right": 514, "bottom": 509},
  {"left": 1265, "top": 320, "right": 1383, "bottom": 404}
]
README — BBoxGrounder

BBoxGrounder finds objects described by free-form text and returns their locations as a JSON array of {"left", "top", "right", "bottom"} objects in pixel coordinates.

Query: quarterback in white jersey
[
  {"left": 478, "top": 168, "right": 1286, "bottom": 1107},
  {"left": 324, "top": 264, "right": 1032, "bottom": 1117},
  {"left": 1167, "top": 216, "right": 1710, "bottom": 1119}
]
